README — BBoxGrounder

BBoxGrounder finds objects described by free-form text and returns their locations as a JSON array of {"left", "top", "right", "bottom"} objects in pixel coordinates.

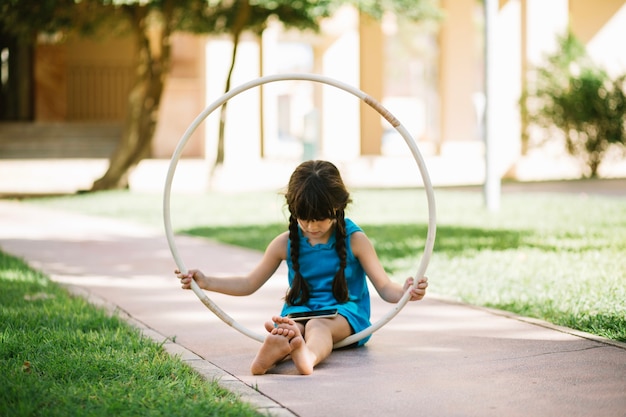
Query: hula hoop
[{"left": 163, "top": 73, "right": 437, "bottom": 349}]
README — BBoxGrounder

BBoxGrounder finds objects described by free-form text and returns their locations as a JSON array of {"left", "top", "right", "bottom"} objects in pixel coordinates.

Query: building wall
[
  {"left": 569, "top": 0, "right": 626, "bottom": 77},
  {"left": 34, "top": 32, "right": 205, "bottom": 159},
  {"left": 35, "top": 35, "right": 135, "bottom": 122},
  {"left": 28, "top": 1, "right": 626, "bottom": 178},
  {"left": 34, "top": 43, "right": 67, "bottom": 121},
  {"left": 152, "top": 33, "right": 206, "bottom": 159},
  {"left": 359, "top": 13, "right": 384, "bottom": 156},
  {"left": 438, "top": 0, "right": 479, "bottom": 145}
]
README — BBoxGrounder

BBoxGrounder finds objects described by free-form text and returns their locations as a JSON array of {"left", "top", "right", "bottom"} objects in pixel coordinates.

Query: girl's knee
[{"left": 304, "top": 318, "right": 325, "bottom": 333}]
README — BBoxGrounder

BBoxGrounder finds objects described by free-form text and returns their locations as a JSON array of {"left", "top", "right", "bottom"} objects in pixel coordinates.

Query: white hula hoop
[{"left": 163, "top": 73, "right": 437, "bottom": 349}]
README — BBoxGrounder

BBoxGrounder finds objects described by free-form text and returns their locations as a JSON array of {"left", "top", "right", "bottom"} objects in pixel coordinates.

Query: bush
[{"left": 523, "top": 31, "right": 626, "bottom": 177}]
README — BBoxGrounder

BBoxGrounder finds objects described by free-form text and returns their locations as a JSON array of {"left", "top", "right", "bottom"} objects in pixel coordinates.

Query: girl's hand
[
  {"left": 174, "top": 268, "right": 207, "bottom": 290},
  {"left": 403, "top": 276, "right": 428, "bottom": 301}
]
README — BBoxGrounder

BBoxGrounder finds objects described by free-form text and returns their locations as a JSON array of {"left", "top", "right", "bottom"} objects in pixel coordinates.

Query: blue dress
[{"left": 280, "top": 218, "right": 372, "bottom": 346}]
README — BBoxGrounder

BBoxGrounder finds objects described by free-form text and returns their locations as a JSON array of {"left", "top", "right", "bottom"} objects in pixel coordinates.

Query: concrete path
[{"left": 0, "top": 199, "right": 624, "bottom": 417}]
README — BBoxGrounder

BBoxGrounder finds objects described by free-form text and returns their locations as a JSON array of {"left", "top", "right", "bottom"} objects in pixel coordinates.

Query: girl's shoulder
[
  {"left": 345, "top": 219, "right": 371, "bottom": 256},
  {"left": 274, "top": 231, "right": 290, "bottom": 247},
  {"left": 266, "top": 231, "right": 290, "bottom": 260},
  {"left": 344, "top": 218, "right": 363, "bottom": 235}
]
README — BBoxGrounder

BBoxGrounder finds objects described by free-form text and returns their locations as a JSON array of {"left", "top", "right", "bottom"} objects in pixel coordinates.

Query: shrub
[{"left": 523, "top": 31, "right": 626, "bottom": 177}]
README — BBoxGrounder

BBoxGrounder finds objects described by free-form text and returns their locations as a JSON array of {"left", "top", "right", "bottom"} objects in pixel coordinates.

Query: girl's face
[{"left": 297, "top": 218, "right": 335, "bottom": 244}]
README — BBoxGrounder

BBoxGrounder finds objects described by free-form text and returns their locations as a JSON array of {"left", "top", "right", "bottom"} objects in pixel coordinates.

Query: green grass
[
  {"left": 21, "top": 186, "right": 626, "bottom": 342},
  {"left": 0, "top": 251, "right": 263, "bottom": 417}
]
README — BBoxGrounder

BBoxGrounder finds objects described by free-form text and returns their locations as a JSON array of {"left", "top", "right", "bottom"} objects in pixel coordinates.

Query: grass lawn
[
  {"left": 0, "top": 251, "right": 263, "bottom": 417},
  {"left": 22, "top": 184, "right": 626, "bottom": 342}
]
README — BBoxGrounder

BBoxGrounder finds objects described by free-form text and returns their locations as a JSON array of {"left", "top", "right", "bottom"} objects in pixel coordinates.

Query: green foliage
[
  {"left": 0, "top": 0, "right": 74, "bottom": 41},
  {"left": 524, "top": 31, "right": 626, "bottom": 177},
  {"left": 348, "top": 0, "right": 442, "bottom": 20},
  {"left": 173, "top": 0, "right": 338, "bottom": 35},
  {"left": 0, "top": 251, "right": 262, "bottom": 417},
  {"left": 1, "top": 0, "right": 441, "bottom": 44},
  {"left": 0, "top": 0, "right": 128, "bottom": 42}
]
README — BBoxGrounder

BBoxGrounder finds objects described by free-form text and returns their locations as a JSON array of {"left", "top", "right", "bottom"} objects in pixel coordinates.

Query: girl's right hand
[{"left": 175, "top": 268, "right": 207, "bottom": 290}]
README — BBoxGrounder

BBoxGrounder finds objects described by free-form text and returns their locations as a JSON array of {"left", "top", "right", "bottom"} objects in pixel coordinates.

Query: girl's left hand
[{"left": 404, "top": 276, "right": 429, "bottom": 301}]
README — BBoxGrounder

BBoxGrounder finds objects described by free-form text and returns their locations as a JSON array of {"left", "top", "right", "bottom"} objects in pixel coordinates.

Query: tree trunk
[
  {"left": 213, "top": 0, "right": 251, "bottom": 170},
  {"left": 214, "top": 38, "right": 239, "bottom": 167},
  {"left": 90, "top": 4, "right": 172, "bottom": 191}
]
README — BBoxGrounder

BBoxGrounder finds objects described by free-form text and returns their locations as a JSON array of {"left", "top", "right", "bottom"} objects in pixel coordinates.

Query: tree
[
  {"left": 1, "top": 0, "right": 440, "bottom": 191},
  {"left": 209, "top": 0, "right": 441, "bottom": 170},
  {"left": 524, "top": 32, "right": 626, "bottom": 178},
  {"left": 1, "top": 0, "right": 207, "bottom": 190},
  {"left": 201, "top": 0, "right": 337, "bottom": 170}
]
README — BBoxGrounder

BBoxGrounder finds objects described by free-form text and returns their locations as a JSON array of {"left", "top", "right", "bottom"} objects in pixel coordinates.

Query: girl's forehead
[
  {"left": 297, "top": 217, "right": 332, "bottom": 222},
  {"left": 294, "top": 208, "right": 333, "bottom": 218},
  {"left": 293, "top": 206, "right": 334, "bottom": 219}
]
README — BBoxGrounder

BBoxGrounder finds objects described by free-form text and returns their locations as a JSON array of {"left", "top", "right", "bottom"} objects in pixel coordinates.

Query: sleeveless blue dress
[{"left": 280, "top": 218, "right": 372, "bottom": 346}]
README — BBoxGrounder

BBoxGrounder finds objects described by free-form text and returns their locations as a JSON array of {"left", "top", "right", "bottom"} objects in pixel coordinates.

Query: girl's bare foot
[
  {"left": 273, "top": 316, "right": 315, "bottom": 375},
  {"left": 250, "top": 327, "right": 295, "bottom": 375},
  {"left": 289, "top": 336, "right": 315, "bottom": 375}
]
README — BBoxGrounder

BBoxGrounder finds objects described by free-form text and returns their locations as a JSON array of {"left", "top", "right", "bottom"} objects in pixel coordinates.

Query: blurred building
[{"left": 1, "top": 0, "right": 625, "bottom": 189}]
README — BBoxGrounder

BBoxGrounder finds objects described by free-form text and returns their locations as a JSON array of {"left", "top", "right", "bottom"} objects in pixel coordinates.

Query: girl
[{"left": 176, "top": 160, "right": 428, "bottom": 375}]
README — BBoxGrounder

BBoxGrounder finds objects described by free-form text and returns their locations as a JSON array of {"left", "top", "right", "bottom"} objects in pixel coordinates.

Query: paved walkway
[{"left": 1, "top": 192, "right": 625, "bottom": 417}]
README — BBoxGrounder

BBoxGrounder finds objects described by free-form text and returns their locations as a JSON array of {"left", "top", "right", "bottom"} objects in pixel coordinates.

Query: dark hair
[{"left": 285, "top": 160, "right": 352, "bottom": 306}]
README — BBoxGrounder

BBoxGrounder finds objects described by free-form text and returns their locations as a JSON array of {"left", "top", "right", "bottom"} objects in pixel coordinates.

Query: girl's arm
[
  {"left": 350, "top": 231, "right": 428, "bottom": 303},
  {"left": 176, "top": 232, "right": 289, "bottom": 296}
]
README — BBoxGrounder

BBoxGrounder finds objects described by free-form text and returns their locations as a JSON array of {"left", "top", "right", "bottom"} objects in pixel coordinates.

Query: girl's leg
[{"left": 289, "top": 316, "right": 352, "bottom": 375}]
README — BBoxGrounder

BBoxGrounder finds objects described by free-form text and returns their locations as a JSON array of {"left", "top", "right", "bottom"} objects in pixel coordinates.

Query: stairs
[{"left": 0, "top": 122, "right": 121, "bottom": 159}]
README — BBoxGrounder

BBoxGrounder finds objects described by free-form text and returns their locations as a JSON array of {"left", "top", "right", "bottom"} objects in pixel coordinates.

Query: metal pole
[{"left": 483, "top": 0, "right": 501, "bottom": 211}]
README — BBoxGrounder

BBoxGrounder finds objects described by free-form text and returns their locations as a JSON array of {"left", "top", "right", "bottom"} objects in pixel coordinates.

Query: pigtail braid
[
  {"left": 285, "top": 214, "right": 309, "bottom": 305},
  {"left": 331, "top": 210, "right": 350, "bottom": 303}
]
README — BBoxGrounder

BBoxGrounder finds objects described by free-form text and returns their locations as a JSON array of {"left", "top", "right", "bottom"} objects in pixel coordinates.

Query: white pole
[{"left": 483, "top": 0, "right": 501, "bottom": 211}]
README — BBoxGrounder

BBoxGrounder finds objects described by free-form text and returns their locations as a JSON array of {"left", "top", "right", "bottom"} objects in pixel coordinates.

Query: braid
[
  {"left": 286, "top": 214, "right": 309, "bottom": 305},
  {"left": 332, "top": 210, "right": 349, "bottom": 303}
]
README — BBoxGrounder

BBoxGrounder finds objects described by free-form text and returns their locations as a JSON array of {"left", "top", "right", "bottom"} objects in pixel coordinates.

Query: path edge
[{"left": 64, "top": 284, "right": 297, "bottom": 417}]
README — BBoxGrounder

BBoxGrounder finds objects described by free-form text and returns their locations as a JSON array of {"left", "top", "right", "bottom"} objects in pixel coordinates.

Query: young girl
[{"left": 176, "top": 160, "right": 428, "bottom": 375}]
